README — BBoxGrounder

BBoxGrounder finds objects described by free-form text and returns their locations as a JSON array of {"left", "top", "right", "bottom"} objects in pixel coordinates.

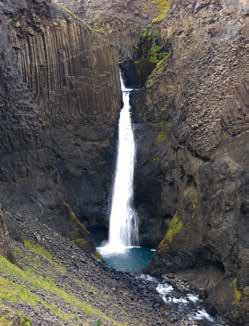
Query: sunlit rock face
[{"left": 0, "top": 0, "right": 120, "bottom": 246}]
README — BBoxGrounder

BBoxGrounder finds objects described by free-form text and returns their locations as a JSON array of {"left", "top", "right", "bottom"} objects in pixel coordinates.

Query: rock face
[
  {"left": 130, "top": 0, "right": 249, "bottom": 324},
  {"left": 0, "top": 0, "right": 120, "bottom": 247},
  {"left": 0, "top": 209, "right": 11, "bottom": 259}
]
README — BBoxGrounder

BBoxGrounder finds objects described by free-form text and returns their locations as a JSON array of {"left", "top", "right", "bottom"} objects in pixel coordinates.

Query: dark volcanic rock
[
  {"left": 0, "top": 208, "right": 11, "bottom": 259},
  {"left": 134, "top": 1, "right": 249, "bottom": 324},
  {"left": 0, "top": 0, "right": 120, "bottom": 247}
]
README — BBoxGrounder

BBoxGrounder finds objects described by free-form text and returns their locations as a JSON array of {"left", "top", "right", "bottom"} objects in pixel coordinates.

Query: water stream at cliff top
[{"left": 99, "top": 73, "right": 139, "bottom": 255}]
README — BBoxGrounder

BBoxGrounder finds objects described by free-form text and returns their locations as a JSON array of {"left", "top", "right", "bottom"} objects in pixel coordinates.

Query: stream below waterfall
[
  {"left": 97, "top": 72, "right": 227, "bottom": 326},
  {"left": 97, "top": 245, "right": 227, "bottom": 326}
]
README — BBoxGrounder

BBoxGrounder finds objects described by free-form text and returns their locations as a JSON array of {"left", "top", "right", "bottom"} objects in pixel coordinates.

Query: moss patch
[
  {"left": 156, "top": 131, "right": 166, "bottom": 145},
  {"left": 133, "top": 29, "right": 171, "bottom": 86},
  {"left": 0, "top": 255, "right": 120, "bottom": 325},
  {"left": 232, "top": 279, "right": 242, "bottom": 304},
  {"left": 95, "top": 251, "right": 103, "bottom": 262},
  {"left": 63, "top": 202, "right": 90, "bottom": 236},
  {"left": 159, "top": 211, "right": 183, "bottom": 251},
  {"left": 149, "top": 0, "right": 170, "bottom": 24},
  {"left": 146, "top": 52, "right": 170, "bottom": 88},
  {"left": 183, "top": 187, "right": 198, "bottom": 210},
  {"left": 23, "top": 240, "right": 53, "bottom": 261},
  {"left": 0, "top": 310, "right": 31, "bottom": 326},
  {"left": 73, "top": 238, "right": 88, "bottom": 249}
]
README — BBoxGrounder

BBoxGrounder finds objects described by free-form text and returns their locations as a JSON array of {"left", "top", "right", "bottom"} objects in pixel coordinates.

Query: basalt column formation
[{"left": 0, "top": 0, "right": 121, "bottom": 249}]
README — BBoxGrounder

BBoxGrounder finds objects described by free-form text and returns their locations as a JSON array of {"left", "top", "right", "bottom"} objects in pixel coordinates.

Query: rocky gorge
[{"left": 0, "top": 0, "right": 249, "bottom": 325}]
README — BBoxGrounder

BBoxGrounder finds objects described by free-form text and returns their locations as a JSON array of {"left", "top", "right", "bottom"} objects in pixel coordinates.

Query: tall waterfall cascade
[{"left": 100, "top": 73, "right": 139, "bottom": 254}]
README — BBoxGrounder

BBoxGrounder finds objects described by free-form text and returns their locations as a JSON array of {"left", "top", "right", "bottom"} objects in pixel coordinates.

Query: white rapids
[{"left": 99, "top": 73, "right": 139, "bottom": 255}]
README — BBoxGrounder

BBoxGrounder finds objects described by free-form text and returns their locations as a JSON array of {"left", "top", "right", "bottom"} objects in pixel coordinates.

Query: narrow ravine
[{"left": 96, "top": 71, "right": 228, "bottom": 326}]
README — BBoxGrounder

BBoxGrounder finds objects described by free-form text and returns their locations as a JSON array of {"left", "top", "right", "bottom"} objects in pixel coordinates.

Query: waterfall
[{"left": 100, "top": 73, "right": 139, "bottom": 254}]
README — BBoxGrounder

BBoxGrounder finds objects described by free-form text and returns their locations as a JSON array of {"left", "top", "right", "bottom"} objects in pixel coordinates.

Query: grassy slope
[{"left": 0, "top": 241, "right": 125, "bottom": 326}]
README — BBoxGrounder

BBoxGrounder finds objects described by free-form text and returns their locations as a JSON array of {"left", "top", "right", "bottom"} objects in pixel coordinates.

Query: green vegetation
[
  {"left": 0, "top": 276, "right": 72, "bottom": 322},
  {"left": 95, "top": 251, "right": 103, "bottom": 262},
  {"left": 23, "top": 240, "right": 53, "bottom": 261},
  {"left": 0, "top": 305, "right": 32, "bottom": 326},
  {"left": 146, "top": 51, "right": 170, "bottom": 88},
  {"left": 149, "top": 0, "right": 170, "bottom": 23},
  {"left": 142, "top": 29, "right": 169, "bottom": 65},
  {"left": 159, "top": 211, "right": 183, "bottom": 251},
  {"left": 74, "top": 238, "right": 88, "bottom": 249},
  {"left": 152, "top": 155, "right": 160, "bottom": 162},
  {"left": 0, "top": 254, "right": 121, "bottom": 325},
  {"left": 232, "top": 279, "right": 242, "bottom": 304},
  {"left": 183, "top": 187, "right": 198, "bottom": 210},
  {"left": 63, "top": 201, "right": 89, "bottom": 236},
  {"left": 156, "top": 131, "right": 166, "bottom": 145},
  {"left": 134, "top": 28, "right": 170, "bottom": 87}
]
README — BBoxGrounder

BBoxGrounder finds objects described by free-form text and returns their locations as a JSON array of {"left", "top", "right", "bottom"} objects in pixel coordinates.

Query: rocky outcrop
[{"left": 0, "top": 0, "right": 120, "bottom": 248}]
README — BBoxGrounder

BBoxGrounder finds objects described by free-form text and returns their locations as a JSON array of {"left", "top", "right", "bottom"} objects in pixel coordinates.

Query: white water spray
[{"left": 100, "top": 73, "right": 139, "bottom": 254}]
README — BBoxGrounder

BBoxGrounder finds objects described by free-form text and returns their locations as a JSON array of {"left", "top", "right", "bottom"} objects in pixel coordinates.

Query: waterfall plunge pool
[
  {"left": 97, "top": 246, "right": 155, "bottom": 274},
  {"left": 96, "top": 72, "right": 225, "bottom": 325},
  {"left": 96, "top": 245, "right": 226, "bottom": 326}
]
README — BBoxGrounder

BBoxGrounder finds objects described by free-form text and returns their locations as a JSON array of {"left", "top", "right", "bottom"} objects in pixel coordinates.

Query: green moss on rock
[
  {"left": 183, "top": 187, "right": 198, "bottom": 210},
  {"left": 95, "top": 251, "right": 103, "bottom": 262},
  {"left": 0, "top": 255, "right": 119, "bottom": 324},
  {"left": 149, "top": 0, "right": 170, "bottom": 24},
  {"left": 146, "top": 52, "right": 170, "bottom": 88},
  {"left": 133, "top": 28, "right": 170, "bottom": 87},
  {"left": 159, "top": 211, "right": 183, "bottom": 252},
  {"left": 23, "top": 240, "right": 53, "bottom": 262},
  {"left": 156, "top": 131, "right": 166, "bottom": 145},
  {"left": 62, "top": 202, "right": 94, "bottom": 253},
  {"left": 74, "top": 238, "right": 88, "bottom": 249},
  {"left": 232, "top": 279, "right": 242, "bottom": 304}
]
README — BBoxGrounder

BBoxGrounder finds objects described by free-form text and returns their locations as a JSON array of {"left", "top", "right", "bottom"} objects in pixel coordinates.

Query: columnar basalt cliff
[
  {"left": 0, "top": 0, "right": 121, "bottom": 249},
  {"left": 0, "top": 0, "right": 249, "bottom": 324},
  {"left": 130, "top": 0, "right": 249, "bottom": 324}
]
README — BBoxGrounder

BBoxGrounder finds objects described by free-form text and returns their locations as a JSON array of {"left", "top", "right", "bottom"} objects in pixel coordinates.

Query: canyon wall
[
  {"left": 130, "top": 0, "right": 249, "bottom": 324},
  {"left": 0, "top": 0, "right": 120, "bottom": 249}
]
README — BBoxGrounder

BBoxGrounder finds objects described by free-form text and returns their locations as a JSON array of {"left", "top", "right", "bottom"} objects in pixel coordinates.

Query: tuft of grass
[
  {"left": 232, "top": 279, "right": 242, "bottom": 304},
  {"left": 74, "top": 238, "right": 88, "bottom": 249},
  {"left": 183, "top": 187, "right": 198, "bottom": 209},
  {"left": 149, "top": 0, "right": 170, "bottom": 23},
  {"left": 146, "top": 52, "right": 170, "bottom": 88},
  {"left": 0, "top": 304, "right": 32, "bottom": 326},
  {"left": 0, "top": 277, "right": 71, "bottom": 322},
  {"left": 0, "top": 255, "right": 120, "bottom": 324},
  {"left": 159, "top": 211, "right": 183, "bottom": 251},
  {"left": 156, "top": 131, "right": 166, "bottom": 145},
  {"left": 23, "top": 240, "right": 53, "bottom": 261}
]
